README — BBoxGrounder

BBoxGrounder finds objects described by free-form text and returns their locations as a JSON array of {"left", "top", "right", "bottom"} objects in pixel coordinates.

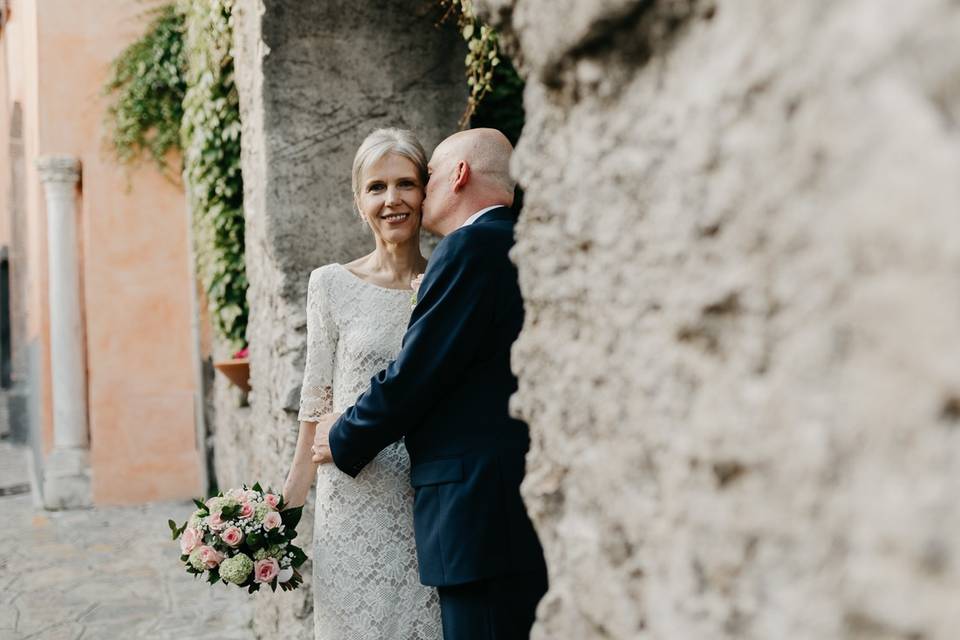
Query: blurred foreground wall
[{"left": 478, "top": 0, "right": 960, "bottom": 637}]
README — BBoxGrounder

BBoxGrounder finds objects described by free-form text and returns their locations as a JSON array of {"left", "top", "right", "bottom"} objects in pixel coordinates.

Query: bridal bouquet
[{"left": 168, "top": 483, "right": 307, "bottom": 593}]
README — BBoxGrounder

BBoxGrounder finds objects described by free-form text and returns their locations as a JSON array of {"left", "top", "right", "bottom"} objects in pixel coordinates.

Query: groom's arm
[{"left": 328, "top": 231, "right": 496, "bottom": 477}]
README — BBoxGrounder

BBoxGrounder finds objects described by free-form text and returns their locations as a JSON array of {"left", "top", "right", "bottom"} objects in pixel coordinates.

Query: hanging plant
[
  {"left": 103, "top": 1, "right": 248, "bottom": 348},
  {"left": 439, "top": 0, "right": 525, "bottom": 143},
  {"left": 103, "top": 3, "right": 187, "bottom": 177},
  {"left": 180, "top": 0, "right": 247, "bottom": 348}
]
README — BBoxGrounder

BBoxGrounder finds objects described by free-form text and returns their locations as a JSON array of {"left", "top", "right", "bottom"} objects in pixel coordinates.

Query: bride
[{"left": 282, "top": 128, "right": 441, "bottom": 639}]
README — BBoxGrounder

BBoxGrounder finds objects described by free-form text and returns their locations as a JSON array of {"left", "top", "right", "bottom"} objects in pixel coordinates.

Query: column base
[{"left": 43, "top": 446, "right": 92, "bottom": 510}]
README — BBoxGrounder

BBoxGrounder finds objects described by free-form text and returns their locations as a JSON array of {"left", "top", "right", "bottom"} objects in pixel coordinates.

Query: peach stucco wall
[{"left": 2, "top": 0, "right": 202, "bottom": 504}]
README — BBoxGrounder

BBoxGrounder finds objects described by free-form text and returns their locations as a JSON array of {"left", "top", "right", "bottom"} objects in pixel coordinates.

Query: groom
[{"left": 311, "top": 128, "right": 547, "bottom": 639}]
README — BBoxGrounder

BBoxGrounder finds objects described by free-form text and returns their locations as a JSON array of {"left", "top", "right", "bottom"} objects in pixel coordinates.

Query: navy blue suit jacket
[{"left": 328, "top": 206, "right": 545, "bottom": 587}]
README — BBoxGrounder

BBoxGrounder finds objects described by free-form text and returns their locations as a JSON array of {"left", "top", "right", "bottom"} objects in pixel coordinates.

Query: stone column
[{"left": 37, "top": 155, "right": 91, "bottom": 510}]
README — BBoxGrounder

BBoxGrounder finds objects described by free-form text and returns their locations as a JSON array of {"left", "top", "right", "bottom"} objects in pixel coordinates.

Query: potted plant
[{"left": 214, "top": 345, "right": 249, "bottom": 392}]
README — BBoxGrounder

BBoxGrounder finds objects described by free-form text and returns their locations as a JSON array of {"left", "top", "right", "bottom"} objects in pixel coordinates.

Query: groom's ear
[{"left": 452, "top": 161, "right": 470, "bottom": 192}]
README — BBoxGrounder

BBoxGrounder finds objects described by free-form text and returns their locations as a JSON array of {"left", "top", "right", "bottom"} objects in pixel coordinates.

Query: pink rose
[
  {"left": 220, "top": 526, "right": 244, "bottom": 547},
  {"left": 179, "top": 527, "right": 202, "bottom": 555},
  {"left": 198, "top": 545, "right": 224, "bottom": 569},
  {"left": 207, "top": 512, "right": 227, "bottom": 531},
  {"left": 262, "top": 511, "right": 282, "bottom": 531},
  {"left": 254, "top": 557, "right": 280, "bottom": 584},
  {"left": 224, "top": 488, "right": 242, "bottom": 500},
  {"left": 264, "top": 493, "right": 280, "bottom": 509},
  {"left": 411, "top": 273, "right": 424, "bottom": 293},
  {"left": 238, "top": 502, "right": 255, "bottom": 520}
]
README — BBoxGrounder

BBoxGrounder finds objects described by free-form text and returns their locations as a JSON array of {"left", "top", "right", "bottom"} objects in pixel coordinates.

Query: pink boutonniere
[{"left": 410, "top": 273, "right": 424, "bottom": 307}]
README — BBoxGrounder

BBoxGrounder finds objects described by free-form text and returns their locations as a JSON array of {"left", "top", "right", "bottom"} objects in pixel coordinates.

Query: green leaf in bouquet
[
  {"left": 192, "top": 498, "right": 209, "bottom": 513},
  {"left": 220, "top": 503, "right": 239, "bottom": 519},
  {"left": 247, "top": 582, "right": 260, "bottom": 594},
  {"left": 169, "top": 519, "right": 180, "bottom": 539},
  {"left": 280, "top": 506, "right": 302, "bottom": 529},
  {"left": 290, "top": 545, "right": 308, "bottom": 567},
  {"left": 284, "top": 527, "right": 298, "bottom": 540},
  {"left": 246, "top": 532, "right": 263, "bottom": 549},
  {"left": 180, "top": 554, "right": 189, "bottom": 562},
  {"left": 207, "top": 568, "right": 220, "bottom": 584},
  {"left": 270, "top": 578, "right": 277, "bottom": 592},
  {"left": 252, "top": 482, "right": 263, "bottom": 493}
]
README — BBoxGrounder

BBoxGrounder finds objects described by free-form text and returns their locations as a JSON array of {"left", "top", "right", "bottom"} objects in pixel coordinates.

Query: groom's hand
[{"left": 311, "top": 413, "right": 341, "bottom": 464}]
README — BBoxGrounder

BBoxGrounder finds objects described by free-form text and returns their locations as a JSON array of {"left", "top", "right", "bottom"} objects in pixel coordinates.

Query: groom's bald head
[
  {"left": 437, "top": 128, "right": 515, "bottom": 193},
  {"left": 422, "top": 128, "right": 515, "bottom": 236}
]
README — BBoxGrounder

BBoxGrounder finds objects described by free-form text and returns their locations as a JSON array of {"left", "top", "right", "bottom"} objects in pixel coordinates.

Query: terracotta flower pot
[{"left": 213, "top": 358, "right": 250, "bottom": 392}]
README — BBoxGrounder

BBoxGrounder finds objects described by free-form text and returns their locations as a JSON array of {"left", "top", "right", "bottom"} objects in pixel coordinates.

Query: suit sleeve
[{"left": 328, "top": 232, "right": 494, "bottom": 477}]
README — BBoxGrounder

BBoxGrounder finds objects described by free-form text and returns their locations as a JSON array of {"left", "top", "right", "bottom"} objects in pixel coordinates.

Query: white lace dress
[{"left": 298, "top": 263, "right": 442, "bottom": 640}]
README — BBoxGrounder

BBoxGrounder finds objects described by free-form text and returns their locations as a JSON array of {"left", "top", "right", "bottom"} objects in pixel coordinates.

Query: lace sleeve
[{"left": 298, "top": 267, "right": 336, "bottom": 421}]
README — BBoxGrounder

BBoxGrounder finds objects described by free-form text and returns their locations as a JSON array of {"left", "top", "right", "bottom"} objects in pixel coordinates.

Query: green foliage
[
  {"left": 441, "top": 0, "right": 525, "bottom": 143},
  {"left": 180, "top": 0, "right": 248, "bottom": 348},
  {"left": 103, "top": 4, "right": 186, "bottom": 176},
  {"left": 280, "top": 506, "right": 303, "bottom": 530},
  {"left": 470, "top": 57, "right": 525, "bottom": 145},
  {"left": 103, "top": 1, "right": 247, "bottom": 348}
]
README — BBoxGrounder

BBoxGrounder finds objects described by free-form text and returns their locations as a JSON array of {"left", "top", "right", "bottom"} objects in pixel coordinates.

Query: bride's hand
[{"left": 311, "top": 413, "right": 341, "bottom": 464}]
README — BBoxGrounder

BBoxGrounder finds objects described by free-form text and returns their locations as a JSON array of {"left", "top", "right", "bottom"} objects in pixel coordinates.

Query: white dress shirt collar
[{"left": 459, "top": 205, "right": 504, "bottom": 229}]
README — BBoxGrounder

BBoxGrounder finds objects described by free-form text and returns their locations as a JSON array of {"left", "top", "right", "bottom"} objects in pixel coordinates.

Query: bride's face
[{"left": 356, "top": 154, "right": 424, "bottom": 245}]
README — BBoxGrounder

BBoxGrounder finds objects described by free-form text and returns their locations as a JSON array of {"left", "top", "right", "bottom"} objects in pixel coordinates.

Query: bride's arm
[
  {"left": 282, "top": 420, "right": 320, "bottom": 508},
  {"left": 285, "top": 267, "right": 337, "bottom": 506}
]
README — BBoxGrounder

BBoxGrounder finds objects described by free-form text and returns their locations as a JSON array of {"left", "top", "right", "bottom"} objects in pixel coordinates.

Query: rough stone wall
[
  {"left": 477, "top": 1, "right": 960, "bottom": 638},
  {"left": 230, "top": 1, "right": 465, "bottom": 637}
]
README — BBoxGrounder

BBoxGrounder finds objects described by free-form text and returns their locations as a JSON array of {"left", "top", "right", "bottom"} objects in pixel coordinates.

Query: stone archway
[{"left": 223, "top": 2, "right": 468, "bottom": 636}]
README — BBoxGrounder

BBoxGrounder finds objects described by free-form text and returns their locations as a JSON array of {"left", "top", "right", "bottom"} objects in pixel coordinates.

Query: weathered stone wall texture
[
  {"left": 477, "top": 0, "right": 960, "bottom": 638},
  {"left": 230, "top": 1, "right": 465, "bottom": 637}
]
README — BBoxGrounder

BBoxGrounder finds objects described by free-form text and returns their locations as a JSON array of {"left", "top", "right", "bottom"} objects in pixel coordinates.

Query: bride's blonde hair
[{"left": 351, "top": 128, "right": 428, "bottom": 205}]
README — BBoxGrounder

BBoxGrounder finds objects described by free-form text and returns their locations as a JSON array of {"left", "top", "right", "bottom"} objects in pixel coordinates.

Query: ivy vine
[
  {"left": 179, "top": 0, "right": 247, "bottom": 348},
  {"left": 103, "top": 1, "right": 247, "bottom": 348},
  {"left": 440, "top": 0, "right": 525, "bottom": 144},
  {"left": 103, "top": 4, "right": 186, "bottom": 177}
]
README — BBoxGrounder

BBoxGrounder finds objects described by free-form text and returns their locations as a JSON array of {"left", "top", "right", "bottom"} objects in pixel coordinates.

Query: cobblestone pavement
[{"left": 0, "top": 441, "right": 255, "bottom": 640}]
